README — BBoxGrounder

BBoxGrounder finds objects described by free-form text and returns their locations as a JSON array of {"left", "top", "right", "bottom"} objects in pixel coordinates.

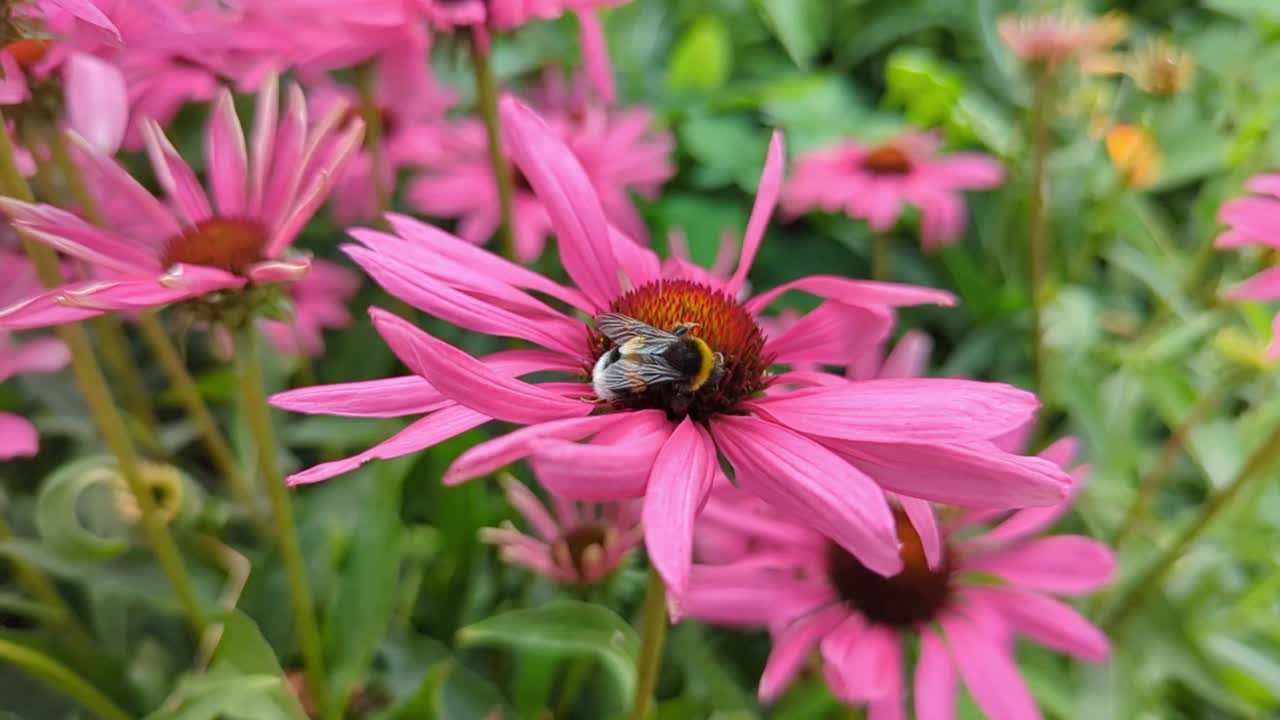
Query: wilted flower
[
  {"left": 782, "top": 131, "right": 1003, "bottom": 251},
  {"left": 0, "top": 250, "right": 69, "bottom": 459},
  {"left": 1216, "top": 174, "right": 1280, "bottom": 360},
  {"left": 1086, "top": 37, "right": 1195, "bottom": 97},
  {"left": 998, "top": 11, "right": 1127, "bottom": 65},
  {"left": 685, "top": 435, "right": 1113, "bottom": 718},
  {"left": 1105, "top": 124, "right": 1160, "bottom": 189},
  {"left": 480, "top": 475, "right": 641, "bottom": 586},
  {"left": 272, "top": 99, "right": 1070, "bottom": 610},
  {"left": 0, "top": 75, "right": 364, "bottom": 331}
]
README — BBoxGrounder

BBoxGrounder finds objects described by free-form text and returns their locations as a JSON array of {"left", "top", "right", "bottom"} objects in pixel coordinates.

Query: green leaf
[
  {"left": 883, "top": 48, "right": 965, "bottom": 130},
  {"left": 207, "top": 610, "right": 308, "bottom": 720},
  {"left": 142, "top": 669, "right": 294, "bottom": 720},
  {"left": 1205, "top": 0, "right": 1280, "bottom": 22},
  {"left": 667, "top": 16, "right": 732, "bottom": 92},
  {"left": 755, "top": 0, "right": 826, "bottom": 68},
  {"left": 457, "top": 600, "right": 639, "bottom": 702}
]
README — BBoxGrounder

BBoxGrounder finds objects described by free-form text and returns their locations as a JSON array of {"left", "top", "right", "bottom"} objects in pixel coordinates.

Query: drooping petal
[
  {"left": 369, "top": 308, "right": 591, "bottom": 424},
  {"left": 63, "top": 53, "right": 127, "bottom": 154},
  {"left": 500, "top": 97, "right": 620, "bottom": 309},
  {"left": 643, "top": 418, "right": 716, "bottom": 617},
  {"left": 728, "top": 131, "right": 785, "bottom": 295},
  {"left": 205, "top": 87, "right": 249, "bottom": 217},
  {"left": 746, "top": 276, "right": 956, "bottom": 315},
  {"left": 498, "top": 475, "right": 561, "bottom": 543},
  {"left": 965, "top": 587, "right": 1110, "bottom": 661},
  {"left": 0, "top": 412, "right": 38, "bottom": 459},
  {"left": 765, "top": 302, "right": 893, "bottom": 367},
  {"left": 271, "top": 376, "right": 445, "bottom": 418},
  {"left": 0, "top": 199, "right": 161, "bottom": 273},
  {"left": 4, "top": 337, "right": 69, "bottom": 376},
  {"left": 576, "top": 11, "right": 614, "bottom": 104},
  {"left": 833, "top": 624, "right": 899, "bottom": 702},
  {"left": 941, "top": 610, "right": 1042, "bottom": 720},
  {"left": 287, "top": 405, "right": 491, "bottom": 486},
  {"left": 684, "top": 565, "right": 829, "bottom": 627},
  {"left": 914, "top": 629, "right": 956, "bottom": 720},
  {"left": 758, "top": 605, "right": 846, "bottom": 702},
  {"left": 712, "top": 414, "right": 902, "bottom": 576},
  {"left": 962, "top": 535, "right": 1115, "bottom": 595},
  {"left": 444, "top": 413, "right": 645, "bottom": 485},
  {"left": 866, "top": 638, "right": 905, "bottom": 720},
  {"left": 750, "top": 379, "right": 1039, "bottom": 443},
  {"left": 982, "top": 466, "right": 1087, "bottom": 542},
  {"left": 877, "top": 329, "right": 933, "bottom": 379},
  {"left": 529, "top": 430, "right": 668, "bottom": 500},
  {"left": 1224, "top": 266, "right": 1280, "bottom": 302}
]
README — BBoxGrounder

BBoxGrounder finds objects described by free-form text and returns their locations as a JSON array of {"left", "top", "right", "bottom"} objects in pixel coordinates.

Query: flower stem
[
  {"left": 137, "top": 312, "right": 271, "bottom": 542},
  {"left": 0, "top": 638, "right": 131, "bottom": 720},
  {"left": 628, "top": 565, "right": 667, "bottom": 720},
  {"left": 1027, "top": 67, "right": 1054, "bottom": 398},
  {"left": 355, "top": 60, "right": 391, "bottom": 225},
  {"left": 1102, "top": 423, "right": 1280, "bottom": 633},
  {"left": 871, "top": 232, "right": 890, "bottom": 281},
  {"left": 0, "top": 115, "right": 206, "bottom": 634},
  {"left": 470, "top": 28, "right": 517, "bottom": 262},
  {"left": 554, "top": 657, "right": 594, "bottom": 719},
  {"left": 232, "top": 326, "right": 332, "bottom": 720}
]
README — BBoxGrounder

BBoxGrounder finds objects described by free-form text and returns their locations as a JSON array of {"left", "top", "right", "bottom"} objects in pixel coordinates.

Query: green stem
[
  {"left": 355, "top": 61, "right": 391, "bottom": 226},
  {"left": 1103, "top": 424, "right": 1280, "bottom": 633},
  {"left": 232, "top": 326, "right": 332, "bottom": 720},
  {"left": 554, "top": 658, "right": 594, "bottom": 719},
  {"left": 0, "top": 114, "right": 206, "bottom": 634},
  {"left": 871, "top": 232, "right": 890, "bottom": 281},
  {"left": 628, "top": 566, "right": 667, "bottom": 720},
  {"left": 0, "top": 638, "right": 131, "bottom": 720},
  {"left": 1028, "top": 67, "right": 1054, "bottom": 399},
  {"left": 470, "top": 29, "right": 517, "bottom": 262},
  {"left": 137, "top": 312, "right": 271, "bottom": 542}
]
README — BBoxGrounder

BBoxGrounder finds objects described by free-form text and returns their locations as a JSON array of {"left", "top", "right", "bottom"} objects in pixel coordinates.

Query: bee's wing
[
  {"left": 595, "top": 313, "right": 677, "bottom": 345},
  {"left": 594, "top": 355, "right": 685, "bottom": 395}
]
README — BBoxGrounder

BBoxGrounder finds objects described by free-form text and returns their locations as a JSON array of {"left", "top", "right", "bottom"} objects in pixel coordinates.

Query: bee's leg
[{"left": 708, "top": 352, "right": 726, "bottom": 387}]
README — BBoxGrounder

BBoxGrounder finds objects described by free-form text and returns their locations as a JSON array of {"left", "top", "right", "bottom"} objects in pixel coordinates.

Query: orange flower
[{"left": 1105, "top": 124, "right": 1160, "bottom": 189}]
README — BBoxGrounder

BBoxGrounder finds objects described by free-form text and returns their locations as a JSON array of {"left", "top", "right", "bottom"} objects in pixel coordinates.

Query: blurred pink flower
[
  {"left": 272, "top": 99, "right": 1069, "bottom": 612},
  {"left": 260, "top": 259, "right": 360, "bottom": 358},
  {"left": 998, "top": 11, "right": 1127, "bottom": 64},
  {"left": 0, "top": 76, "right": 364, "bottom": 330},
  {"left": 0, "top": 251, "right": 70, "bottom": 458},
  {"left": 414, "top": 0, "right": 628, "bottom": 32},
  {"left": 783, "top": 132, "right": 1003, "bottom": 251},
  {"left": 685, "top": 436, "right": 1113, "bottom": 719},
  {"left": 1216, "top": 173, "right": 1280, "bottom": 360},
  {"left": 408, "top": 73, "right": 673, "bottom": 262},
  {"left": 31, "top": 0, "right": 120, "bottom": 41},
  {"left": 480, "top": 475, "right": 641, "bottom": 585}
]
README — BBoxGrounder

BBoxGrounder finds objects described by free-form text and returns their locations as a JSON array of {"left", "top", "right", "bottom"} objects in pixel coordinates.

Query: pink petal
[
  {"left": 64, "top": 131, "right": 180, "bottom": 249},
  {"left": 608, "top": 224, "right": 661, "bottom": 290},
  {"left": 445, "top": 413, "right": 653, "bottom": 485},
  {"left": 248, "top": 73, "right": 280, "bottom": 216},
  {"left": 500, "top": 97, "right": 619, "bottom": 310},
  {"left": 829, "top": 623, "right": 899, "bottom": 702},
  {"left": 866, "top": 638, "right": 905, "bottom": 720},
  {"left": 728, "top": 131, "right": 785, "bottom": 295},
  {"left": 1224, "top": 266, "right": 1280, "bottom": 302},
  {"left": 899, "top": 495, "right": 943, "bottom": 570},
  {"left": 576, "top": 11, "right": 614, "bottom": 105},
  {"left": 142, "top": 120, "right": 212, "bottom": 227},
  {"left": 684, "top": 566, "right": 828, "bottom": 627},
  {"left": 3, "top": 337, "right": 68, "bottom": 377},
  {"left": 43, "top": 0, "right": 120, "bottom": 39},
  {"left": 1245, "top": 173, "right": 1280, "bottom": 197},
  {"left": 369, "top": 308, "right": 592, "bottom": 424},
  {"left": 529, "top": 432, "right": 666, "bottom": 500},
  {"left": 750, "top": 379, "right": 1040, "bottom": 443},
  {"left": 247, "top": 258, "right": 310, "bottom": 283},
  {"left": 877, "top": 329, "right": 932, "bottom": 379},
  {"left": 63, "top": 53, "right": 127, "bottom": 155},
  {"left": 643, "top": 418, "right": 716, "bottom": 616},
  {"left": 1269, "top": 314, "right": 1280, "bottom": 361},
  {"left": 765, "top": 302, "right": 893, "bottom": 367},
  {"left": 963, "top": 535, "right": 1115, "bottom": 595},
  {"left": 0, "top": 199, "right": 159, "bottom": 273},
  {"left": 271, "top": 376, "right": 445, "bottom": 418},
  {"left": 1217, "top": 197, "right": 1280, "bottom": 246},
  {"left": 758, "top": 606, "right": 846, "bottom": 702},
  {"left": 0, "top": 52, "right": 29, "bottom": 104},
  {"left": 941, "top": 611, "right": 1042, "bottom": 720},
  {"left": 0, "top": 287, "right": 107, "bottom": 329},
  {"left": 966, "top": 587, "right": 1110, "bottom": 661},
  {"left": 287, "top": 405, "right": 491, "bottom": 486},
  {"left": 259, "top": 81, "right": 307, "bottom": 226},
  {"left": 982, "top": 466, "right": 1087, "bottom": 542},
  {"left": 499, "top": 475, "right": 561, "bottom": 542},
  {"left": 205, "top": 87, "right": 248, "bottom": 217},
  {"left": 269, "top": 115, "right": 363, "bottom": 256},
  {"left": 924, "top": 154, "right": 1005, "bottom": 189},
  {"left": 828, "top": 439, "right": 1071, "bottom": 507},
  {"left": 0, "top": 412, "right": 37, "bottom": 459},
  {"left": 712, "top": 414, "right": 902, "bottom": 576},
  {"left": 914, "top": 629, "right": 956, "bottom": 720},
  {"left": 746, "top": 276, "right": 956, "bottom": 315},
  {"left": 912, "top": 187, "right": 966, "bottom": 251}
]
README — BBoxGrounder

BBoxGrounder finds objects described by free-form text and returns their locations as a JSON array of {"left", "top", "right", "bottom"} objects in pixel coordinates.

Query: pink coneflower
[
  {"left": 480, "top": 475, "right": 641, "bottom": 586},
  {"left": 260, "top": 258, "right": 360, "bottom": 358},
  {"left": 0, "top": 75, "right": 364, "bottom": 331},
  {"left": 783, "top": 132, "right": 1003, "bottom": 251},
  {"left": 998, "top": 11, "right": 1127, "bottom": 64},
  {"left": 415, "top": 0, "right": 628, "bottom": 31},
  {"left": 407, "top": 72, "right": 672, "bottom": 261},
  {"left": 0, "top": 251, "right": 69, "bottom": 458},
  {"left": 685, "top": 437, "right": 1113, "bottom": 719},
  {"left": 1216, "top": 173, "right": 1280, "bottom": 360},
  {"left": 272, "top": 98, "right": 1070, "bottom": 609}
]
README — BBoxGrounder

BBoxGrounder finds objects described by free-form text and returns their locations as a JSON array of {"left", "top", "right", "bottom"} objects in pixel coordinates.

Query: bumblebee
[{"left": 591, "top": 313, "right": 725, "bottom": 416}]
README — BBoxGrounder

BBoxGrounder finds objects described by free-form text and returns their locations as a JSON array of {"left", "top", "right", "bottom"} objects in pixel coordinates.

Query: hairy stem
[
  {"left": 871, "top": 232, "right": 890, "bottom": 281},
  {"left": 1028, "top": 67, "right": 1054, "bottom": 398}
]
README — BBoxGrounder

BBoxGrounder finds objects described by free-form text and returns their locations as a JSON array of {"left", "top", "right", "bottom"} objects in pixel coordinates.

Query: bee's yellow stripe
[{"left": 690, "top": 337, "right": 716, "bottom": 391}]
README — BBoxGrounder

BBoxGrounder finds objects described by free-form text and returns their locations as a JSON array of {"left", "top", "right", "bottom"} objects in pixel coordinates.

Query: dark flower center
[
  {"left": 4, "top": 39, "right": 51, "bottom": 70},
  {"left": 586, "top": 279, "right": 772, "bottom": 422},
  {"left": 557, "top": 524, "right": 608, "bottom": 580},
  {"left": 860, "top": 144, "right": 913, "bottom": 175},
  {"left": 161, "top": 218, "right": 269, "bottom": 275},
  {"left": 825, "top": 508, "right": 952, "bottom": 628}
]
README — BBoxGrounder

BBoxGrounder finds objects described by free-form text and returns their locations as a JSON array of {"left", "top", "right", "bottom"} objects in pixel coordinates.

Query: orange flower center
[
  {"left": 4, "top": 39, "right": 51, "bottom": 70},
  {"left": 161, "top": 218, "right": 269, "bottom": 275},
  {"left": 826, "top": 508, "right": 952, "bottom": 628},
  {"left": 556, "top": 524, "right": 608, "bottom": 581},
  {"left": 587, "top": 279, "right": 772, "bottom": 421},
  {"left": 860, "top": 144, "right": 914, "bottom": 175}
]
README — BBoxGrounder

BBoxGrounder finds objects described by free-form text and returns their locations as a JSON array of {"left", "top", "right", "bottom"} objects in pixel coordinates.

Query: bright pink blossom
[
  {"left": 0, "top": 76, "right": 364, "bottom": 330},
  {"left": 1217, "top": 173, "right": 1280, "bottom": 360},
  {"left": 686, "top": 434, "right": 1113, "bottom": 719},
  {"left": 783, "top": 132, "right": 1003, "bottom": 251},
  {"left": 408, "top": 72, "right": 673, "bottom": 262},
  {"left": 0, "top": 251, "right": 70, "bottom": 459},
  {"left": 480, "top": 475, "right": 641, "bottom": 585},
  {"left": 414, "top": 0, "right": 628, "bottom": 32},
  {"left": 271, "top": 99, "right": 1070, "bottom": 611}
]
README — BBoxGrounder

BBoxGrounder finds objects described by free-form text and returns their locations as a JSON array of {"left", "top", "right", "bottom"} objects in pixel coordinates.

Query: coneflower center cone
[
  {"left": 860, "top": 144, "right": 914, "bottom": 176},
  {"left": 587, "top": 279, "right": 772, "bottom": 422},
  {"left": 825, "top": 509, "right": 952, "bottom": 628},
  {"left": 558, "top": 524, "right": 608, "bottom": 580},
  {"left": 161, "top": 218, "right": 269, "bottom": 275},
  {"left": 4, "top": 39, "right": 51, "bottom": 70}
]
